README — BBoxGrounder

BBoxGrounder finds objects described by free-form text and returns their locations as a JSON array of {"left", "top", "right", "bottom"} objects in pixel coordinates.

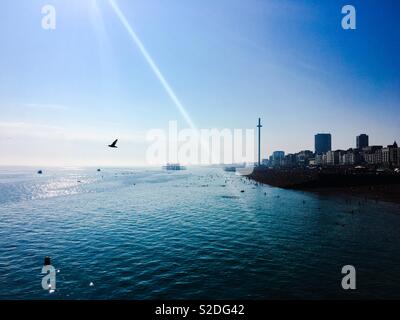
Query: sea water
[{"left": 0, "top": 167, "right": 399, "bottom": 299}]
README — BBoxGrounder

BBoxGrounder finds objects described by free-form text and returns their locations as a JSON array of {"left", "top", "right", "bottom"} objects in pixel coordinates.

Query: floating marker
[{"left": 44, "top": 256, "right": 51, "bottom": 266}]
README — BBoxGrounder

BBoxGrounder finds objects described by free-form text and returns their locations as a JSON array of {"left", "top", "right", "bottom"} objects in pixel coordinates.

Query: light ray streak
[
  {"left": 107, "top": 1, "right": 254, "bottom": 216},
  {"left": 108, "top": 0, "right": 197, "bottom": 131}
]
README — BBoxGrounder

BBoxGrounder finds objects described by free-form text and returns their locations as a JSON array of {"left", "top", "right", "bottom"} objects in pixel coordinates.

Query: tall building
[
  {"left": 356, "top": 134, "right": 369, "bottom": 149},
  {"left": 271, "top": 151, "right": 285, "bottom": 166},
  {"left": 315, "top": 133, "right": 331, "bottom": 154},
  {"left": 272, "top": 151, "right": 285, "bottom": 160}
]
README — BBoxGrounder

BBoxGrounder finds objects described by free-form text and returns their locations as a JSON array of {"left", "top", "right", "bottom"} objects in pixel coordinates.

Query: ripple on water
[{"left": 0, "top": 167, "right": 400, "bottom": 299}]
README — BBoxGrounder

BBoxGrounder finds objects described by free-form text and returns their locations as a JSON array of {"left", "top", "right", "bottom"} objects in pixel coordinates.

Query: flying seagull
[{"left": 108, "top": 139, "right": 118, "bottom": 148}]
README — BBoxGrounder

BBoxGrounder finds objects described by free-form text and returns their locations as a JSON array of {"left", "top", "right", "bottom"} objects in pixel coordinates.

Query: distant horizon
[
  {"left": 0, "top": 127, "right": 398, "bottom": 167},
  {"left": 0, "top": 132, "right": 398, "bottom": 167}
]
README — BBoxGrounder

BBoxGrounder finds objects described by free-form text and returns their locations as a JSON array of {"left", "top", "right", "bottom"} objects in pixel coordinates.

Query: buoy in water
[{"left": 44, "top": 256, "right": 51, "bottom": 266}]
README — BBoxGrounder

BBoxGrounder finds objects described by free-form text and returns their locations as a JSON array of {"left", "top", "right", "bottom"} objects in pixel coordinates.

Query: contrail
[{"left": 108, "top": 0, "right": 197, "bottom": 131}]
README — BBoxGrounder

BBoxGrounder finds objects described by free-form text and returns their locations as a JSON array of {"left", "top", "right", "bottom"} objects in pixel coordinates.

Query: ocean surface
[{"left": 0, "top": 166, "right": 399, "bottom": 299}]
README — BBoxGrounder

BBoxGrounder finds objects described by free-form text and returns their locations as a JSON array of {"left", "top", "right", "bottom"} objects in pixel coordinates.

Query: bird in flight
[{"left": 108, "top": 139, "right": 118, "bottom": 148}]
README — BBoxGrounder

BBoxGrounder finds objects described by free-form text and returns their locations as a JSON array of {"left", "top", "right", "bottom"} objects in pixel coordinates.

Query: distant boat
[
  {"left": 97, "top": 168, "right": 101, "bottom": 172},
  {"left": 223, "top": 164, "right": 246, "bottom": 172},
  {"left": 163, "top": 163, "right": 186, "bottom": 170},
  {"left": 37, "top": 170, "right": 43, "bottom": 174},
  {"left": 223, "top": 166, "right": 236, "bottom": 172}
]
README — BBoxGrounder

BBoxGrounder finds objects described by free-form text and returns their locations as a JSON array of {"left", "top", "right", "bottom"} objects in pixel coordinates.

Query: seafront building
[
  {"left": 340, "top": 148, "right": 362, "bottom": 165},
  {"left": 315, "top": 133, "right": 332, "bottom": 154},
  {"left": 326, "top": 150, "right": 345, "bottom": 166},
  {"left": 356, "top": 134, "right": 369, "bottom": 149},
  {"left": 266, "top": 134, "right": 400, "bottom": 169},
  {"left": 382, "top": 142, "right": 398, "bottom": 164},
  {"left": 269, "top": 151, "right": 285, "bottom": 166}
]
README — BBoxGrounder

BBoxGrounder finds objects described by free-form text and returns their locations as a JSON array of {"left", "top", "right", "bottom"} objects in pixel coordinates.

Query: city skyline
[
  {"left": 0, "top": 0, "right": 399, "bottom": 166},
  {"left": 265, "top": 131, "right": 398, "bottom": 159}
]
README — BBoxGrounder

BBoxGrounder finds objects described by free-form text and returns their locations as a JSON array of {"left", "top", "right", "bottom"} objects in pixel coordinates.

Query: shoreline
[{"left": 246, "top": 167, "right": 400, "bottom": 204}]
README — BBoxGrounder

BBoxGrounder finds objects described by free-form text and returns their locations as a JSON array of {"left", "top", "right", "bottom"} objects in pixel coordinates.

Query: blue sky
[{"left": 0, "top": 0, "right": 399, "bottom": 166}]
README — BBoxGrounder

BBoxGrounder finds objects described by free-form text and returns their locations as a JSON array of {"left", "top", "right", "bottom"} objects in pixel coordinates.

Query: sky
[{"left": 0, "top": 0, "right": 399, "bottom": 166}]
